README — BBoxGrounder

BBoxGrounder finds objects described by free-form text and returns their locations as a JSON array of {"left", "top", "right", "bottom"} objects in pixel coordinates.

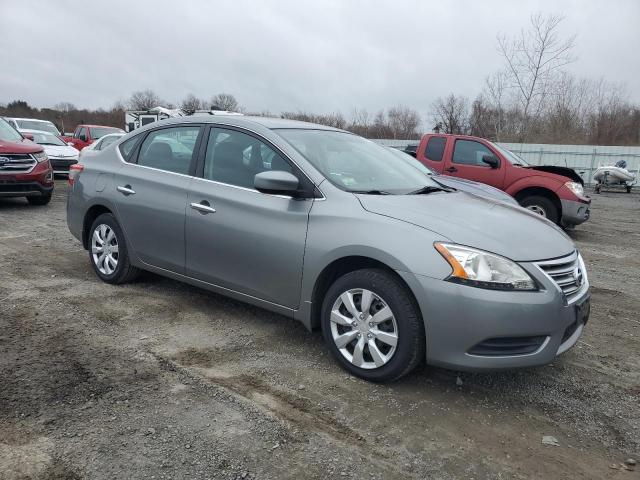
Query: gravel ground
[{"left": 1, "top": 182, "right": 638, "bottom": 479}]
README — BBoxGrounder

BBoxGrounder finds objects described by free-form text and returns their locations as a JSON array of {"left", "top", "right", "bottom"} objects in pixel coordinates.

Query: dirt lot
[{"left": 1, "top": 182, "right": 638, "bottom": 479}]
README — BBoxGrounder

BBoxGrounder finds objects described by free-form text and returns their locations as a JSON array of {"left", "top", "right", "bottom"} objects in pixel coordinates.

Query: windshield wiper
[
  {"left": 406, "top": 185, "right": 455, "bottom": 195},
  {"left": 352, "top": 189, "right": 393, "bottom": 195}
]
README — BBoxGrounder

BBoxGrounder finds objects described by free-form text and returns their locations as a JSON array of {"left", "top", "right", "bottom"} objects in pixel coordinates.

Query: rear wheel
[
  {"left": 520, "top": 195, "right": 559, "bottom": 224},
  {"left": 27, "top": 193, "right": 52, "bottom": 206},
  {"left": 626, "top": 185, "right": 632, "bottom": 193},
  {"left": 321, "top": 269, "right": 425, "bottom": 382},
  {"left": 89, "top": 213, "right": 140, "bottom": 284}
]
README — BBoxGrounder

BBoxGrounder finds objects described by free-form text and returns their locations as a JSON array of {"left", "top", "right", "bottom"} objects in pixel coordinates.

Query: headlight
[
  {"left": 564, "top": 181, "right": 584, "bottom": 197},
  {"left": 33, "top": 151, "right": 48, "bottom": 163},
  {"left": 435, "top": 243, "right": 537, "bottom": 291}
]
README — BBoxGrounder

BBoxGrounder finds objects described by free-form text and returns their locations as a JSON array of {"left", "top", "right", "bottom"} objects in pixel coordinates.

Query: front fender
[{"left": 505, "top": 175, "right": 564, "bottom": 197}]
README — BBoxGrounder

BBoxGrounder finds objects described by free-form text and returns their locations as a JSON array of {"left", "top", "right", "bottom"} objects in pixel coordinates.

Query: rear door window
[
  {"left": 425, "top": 136, "right": 446, "bottom": 161},
  {"left": 136, "top": 126, "right": 201, "bottom": 175}
]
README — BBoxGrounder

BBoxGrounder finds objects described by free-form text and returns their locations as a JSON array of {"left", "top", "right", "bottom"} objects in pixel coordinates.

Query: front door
[
  {"left": 445, "top": 138, "right": 505, "bottom": 189},
  {"left": 185, "top": 126, "right": 312, "bottom": 308},
  {"left": 113, "top": 124, "right": 202, "bottom": 273}
]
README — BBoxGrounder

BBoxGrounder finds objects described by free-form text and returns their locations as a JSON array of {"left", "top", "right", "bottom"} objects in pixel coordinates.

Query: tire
[
  {"left": 519, "top": 195, "right": 559, "bottom": 224},
  {"left": 626, "top": 185, "right": 632, "bottom": 193},
  {"left": 27, "top": 193, "right": 52, "bottom": 206},
  {"left": 88, "top": 213, "right": 140, "bottom": 284},
  {"left": 321, "top": 269, "right": 425, "bottom": 382}
]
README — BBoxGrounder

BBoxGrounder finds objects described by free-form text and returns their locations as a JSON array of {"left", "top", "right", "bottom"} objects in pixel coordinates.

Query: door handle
[
  {"left": 117, "top": 185, "right": 136, "bottom": 195},
  {"left": 190, "top": 201, "right": 216, "bottom": 214},
  {"left": 445, "top": 167, "right": 458, "bottom": 173}
]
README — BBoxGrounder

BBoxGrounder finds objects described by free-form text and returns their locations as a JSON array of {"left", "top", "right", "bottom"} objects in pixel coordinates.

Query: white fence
[{"left": 373, "top": 139, "right": 640, "bottom": 185}]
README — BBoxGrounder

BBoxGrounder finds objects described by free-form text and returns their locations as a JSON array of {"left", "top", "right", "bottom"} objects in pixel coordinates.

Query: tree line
[{"left": 0, "top": 92, "right": 423, "bottom": 140}]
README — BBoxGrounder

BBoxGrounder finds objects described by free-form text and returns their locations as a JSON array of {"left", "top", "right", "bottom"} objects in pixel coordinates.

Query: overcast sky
[{"left": 1, "top": 0, "right": 638, "bottom": 123}]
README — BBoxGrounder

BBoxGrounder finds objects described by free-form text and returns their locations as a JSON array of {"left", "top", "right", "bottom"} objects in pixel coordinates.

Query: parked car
[
  {"left": 386, "top": 147, "right": 519, "bottom": 206},
  {"left": 78, "top": 133, "right": 125, "bottom": 161},
  {"left": 21, "top": 129, "right": 78, "bottom": 175},
  {"left": 4, "top": 117, "right": 61, "bottom": 136},
  {"left": 0, "top": 118, "right": 53, "bottom": 205},
  {"left": 67, "top": 117, "right": 590, "bottom": 382},
  {"left": 62, "top": 125, "right": 124, "bottom": 150},
  {"left": 415, "top": 134, "right": 591, "bottom": 227}
]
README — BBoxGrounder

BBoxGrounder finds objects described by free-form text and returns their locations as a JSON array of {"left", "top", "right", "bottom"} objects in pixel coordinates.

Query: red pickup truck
[
  {"left": 415, "top": 134, "right": 591, "bottom": 227},
  {"left": 62, "top": 125, "right": 124, "bottom": 151}
]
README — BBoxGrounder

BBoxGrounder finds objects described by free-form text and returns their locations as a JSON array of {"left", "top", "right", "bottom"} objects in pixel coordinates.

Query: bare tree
[
  {"left": 387, "top": 106, "right": 421, "bottom": 139},
  {"left": 180, "top": 94, "right": 205, "bottom": 114},
  {"left": 211, "top": 93, "right": 241, "bottom": 111},
  {"left": 128, "top": 90, "right": 163, "bottom": 110},
  {"left": 497, "top": 13, "right": 576, "bottom": 142},
  {"left": 431, "top": 94, "right": 469, "bottom": 134}
]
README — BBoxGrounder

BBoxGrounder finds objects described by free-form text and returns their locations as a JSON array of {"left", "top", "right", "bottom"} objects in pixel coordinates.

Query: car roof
[
  {"left": 81, "top": 125, "right": 124, "bottom": 128},
  {"left": 8, "top": 117, "right": 54, "bottom": 123},
  {"left": 165, "top": 115, "right": 346, "bottom": 132}
]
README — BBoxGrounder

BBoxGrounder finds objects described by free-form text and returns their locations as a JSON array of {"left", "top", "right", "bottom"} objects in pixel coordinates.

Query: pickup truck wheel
[
  {"left": 321, "top": 269, "right": 425, "bottom": 382},
  {"left": 520, "top": 195, "right": 559, "bottom": 224},
  {"left": 89, "top": 213, "right": 140, "bottom": 284},
  {"left": 27, "top": 193, "right": 52, "bottom": 206}
]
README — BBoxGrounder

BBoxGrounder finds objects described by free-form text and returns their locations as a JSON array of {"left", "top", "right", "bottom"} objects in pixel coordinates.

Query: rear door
[
  {"left": 185, "top": 126, "right": 313, "bottom": 308},
  {"left": 113, "top": 124, "right": 203, "bottom": 273},
  {"left": 444, "top": 138, "right": 506, "bottom": 189},
  {"left": 418, "top": 136, "right": 447, "bottom": 173}
]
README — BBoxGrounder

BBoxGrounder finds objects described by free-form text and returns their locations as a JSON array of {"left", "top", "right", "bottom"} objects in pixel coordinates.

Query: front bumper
[
  {"left": 0, "top": 181, "right": 54, "bottom": 197},
  {"left": 399, "top": 263, "right": 590, "bottom": 371},
  {"left": 561, "top": 198, "right": 590, "bottom": 226},
  {"left": 0, "top": 163, "right": 54, "bottom": 197},
  {"left": 50, "top": 157, "right": 78, "bottom": 174}
]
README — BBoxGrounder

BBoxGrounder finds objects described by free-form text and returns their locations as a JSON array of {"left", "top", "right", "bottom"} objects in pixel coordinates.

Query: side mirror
[
  {"left": 254, "top": 170, "right": 299, "bottom": 196},
  {"left": 79, "top": 135, "right": 87, "bottom": 142},
  {"left": 22, "top": 133, "right": 34, "bottom": 141},
  {"left": 482, "top": 154, "right": 499, "bottom": 168}
]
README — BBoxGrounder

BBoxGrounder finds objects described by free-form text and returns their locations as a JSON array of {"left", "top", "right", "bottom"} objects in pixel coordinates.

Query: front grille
[
  {"left": 0, "top": 154, "right": 37, "bottom": 173},
  {"left": 535, "top": 252, "right": 586, "bottom": 304},
  {"left": 468, "top": 336, "right": 547, "bottom": 356}
]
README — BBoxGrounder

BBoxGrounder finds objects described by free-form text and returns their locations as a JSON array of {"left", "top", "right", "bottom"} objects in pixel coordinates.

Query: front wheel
[
  {"left": 520, "top": 195, "right": 559, "bottom": 224},
  {"left": 89, "top": 213, "right": 140, "bottom": 284},
  {"left": 321, "top": 269, "right": 425, "bottom": 382}
]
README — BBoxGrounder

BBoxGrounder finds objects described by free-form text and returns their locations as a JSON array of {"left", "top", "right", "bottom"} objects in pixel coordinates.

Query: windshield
[
  {"left": 385, "top": 147, "right": 437, "bottom": 175},
  {"left": 0, "top": 118, "right": 24, "bottom": 142},
  {"left": 90, "top": 127, "right": 123, "bottom": 139},
  {"left": 492, "top": 143, "right": 530, "bottom": 166},
  {"left": 25, "top": 131, "right": 66, "bottom": 146},
  {"left": 276, "top": 129, "right": 440, "bottom": 194},
  {"left": 16, "top": 119, "right": 59, "bottom": 135}
]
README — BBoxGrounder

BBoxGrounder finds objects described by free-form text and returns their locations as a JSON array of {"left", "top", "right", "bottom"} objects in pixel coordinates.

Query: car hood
[
  {"left": 357, "top": 192, "right": 574, "bottom": 262},
  {"left": 43, "top": 144, "right": 79, "bottom": 157},
  {"left": 431, "top": 175, "right": 518, "bottom": 205},
  {"left": 0, "top": 138, "right": 43, "bottom": 154},
  {"left": 524, "top": 165, "right": 583, "bottom": 184}
]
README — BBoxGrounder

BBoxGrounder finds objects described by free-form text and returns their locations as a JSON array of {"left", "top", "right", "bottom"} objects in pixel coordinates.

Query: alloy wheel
[
  {"left": 91, "top": 224, "right": 119, "bottom": 275},
  {"left": 330, "top": 288, "right": 398, "bottom": 369}
]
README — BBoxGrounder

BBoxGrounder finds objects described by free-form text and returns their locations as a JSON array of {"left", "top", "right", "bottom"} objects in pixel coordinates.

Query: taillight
[{"left": 68, "top": 164, "right": 84, "bottom": 187}]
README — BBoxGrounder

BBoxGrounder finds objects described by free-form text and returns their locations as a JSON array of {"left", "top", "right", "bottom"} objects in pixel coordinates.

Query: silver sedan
[{"left": 67, "top": 116, "right": 590, "bottom": 381}]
